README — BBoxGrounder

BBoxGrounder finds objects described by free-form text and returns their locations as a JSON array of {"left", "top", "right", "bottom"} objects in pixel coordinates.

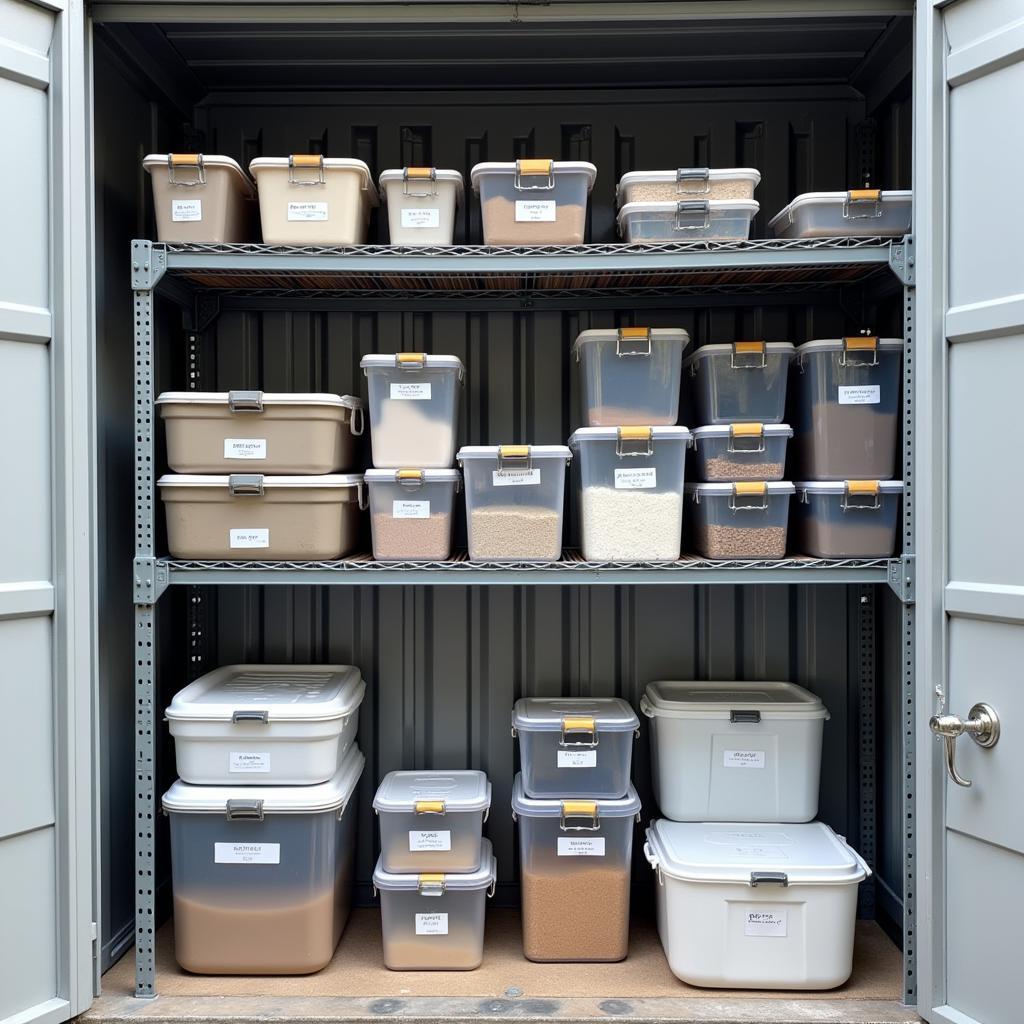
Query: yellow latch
[
  {"left": 733, "top": 341, "right": 766, "bottom": 354},
  {"left": 405, "top": 167, "right": 435, "bottom": 178},
  {"left": 620, "top": 327, "right": 651, "bottom": 339},
  {"left": 168, "top": 153, "right": 200, "bottom": 165},
  {"left": 618, "top": 426, "right": 653, "bottom": 441},
  {"left": 731, "top": 422, "right": 764, "bottom": 437},
  {"left": 397, "top": 469, "right": 424, "bottom": 481},
  {"left": 561, "top": 800, "right": 598, "bottom": 817},
  {"left": 289, "top": 154, "right": 323, "bottom": 167},
  {"left": 847, "top": 480, "right": 880, "bottom": 495},
  {"left": 562, "top": 716, "right": 596, "bottom": 733},
  {"left": 499, "top": 444, "right": 530, "bottom": 458},
  {"left": 414, "top": 800, "right": 446, "bottom": 814},
  {"left": 517, "top": 158, "right": 553, "bottom": 176},
  {"left": 396, "top": 352, "right": 426, "bottom": 365},
  {"left": 843, "top": 335, "right": 878, "bottom": 351},
  {"left": 848, "top": 188, "right": 881, "bottom": 201}
]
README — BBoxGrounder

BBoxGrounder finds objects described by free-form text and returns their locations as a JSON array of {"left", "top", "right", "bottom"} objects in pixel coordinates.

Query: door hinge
[
  {"left": 887, "top": 554, "right": 915, "bottom": 604},
  {"left": 134, "top": 557, "right": 169, "bottom": 604}
]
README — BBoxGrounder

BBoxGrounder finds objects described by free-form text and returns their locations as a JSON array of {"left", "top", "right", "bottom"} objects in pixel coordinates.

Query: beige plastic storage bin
[
  {"left": 157, "top": 391, "right": 364, "bottom": 474},
  {"left": 143, "top": 153, "right": 257, "bottom": 243},
  {"left": 617, "top": 168, "right": 760, "bottom": 206},
  {"left": 379, "top": 168, "right": 464, "bottom": 245},
  {"left": 249, "top": 156, "right": 378, "bottom": 245},
  {"left": 158, "top": 473, "right": 365, "bottom": 560}
]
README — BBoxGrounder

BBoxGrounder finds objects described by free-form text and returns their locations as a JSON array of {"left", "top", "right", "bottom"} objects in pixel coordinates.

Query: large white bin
[{"left": 379, "top": 167, "right": 464, "bottom": 245}]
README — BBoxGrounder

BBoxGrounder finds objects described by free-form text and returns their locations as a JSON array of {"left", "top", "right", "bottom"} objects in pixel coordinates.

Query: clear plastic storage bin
[
  {"left": 768, "top": 189, "right": 912, "bottom": 239},
  {"left": 795, "top": 480, "right": 903, "bottom": 557},
  {"left": 569, "top": 426, "right": 690, "bottom": 562},
  {"left": 512, "top": 697, "right": 640, "bottom": 799},
  {"left": 618, "top": 199, "right": 758, "bottom": 243},
  {"left": 373, "top": 839, "right": 496, "bottom": 971},
  {"left": 365, "top": 468, "right": 460, "bottom": 561},
  {"left": 686, "top": 481, "right": 794, "bottom": 559},
  {"left": 512, "top": 775, "right": 640, "bottom": 963},
  {"left": 457, "top": 445, "right": 571, "bottom": 562},
  {"left": 690, "top": 423, "right": 793, "bottom": 482},
  {"left": 683, "top": 342, "right": 795, "bottom": 425},
  {"left": 573, "top": 327, "right": 690, "bottom": 427},
  {"left": 379, "top": 167, "right": 463, "bottom": 245},
  {"left": 617, "top": 167, "right": 760, "bottom": 205},
  {"left": 161, "top": 744, "right": 364, "bottom": 975}
]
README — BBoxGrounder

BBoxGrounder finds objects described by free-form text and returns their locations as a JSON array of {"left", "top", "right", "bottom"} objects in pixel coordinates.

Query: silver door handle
[{"left": 929, "top": 703, "right": 1000, "bottom": 788}]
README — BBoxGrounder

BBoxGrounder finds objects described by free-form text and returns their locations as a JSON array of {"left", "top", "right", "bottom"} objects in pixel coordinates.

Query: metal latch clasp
[
  {"left": 731, "top": 341, "right": 767, "bottom": 369},
  {"left": 616, "top": 327, "right": 652, "bottom": 358},
  {"left": 728, "top": 422, "right": 765, "bottom": 454},
  {"left": 675, "top": 167, "right": 711, "bottom": 195},
  {"left": 414, "top": 800, "right": 446, "bottom": 815},
  {"left": 842, "top": 480, "right": 881, "bottom": 511},
  {"left": 730, "top": 709, "right": 762, "bottom": 724},
  {"left": 228, "top": 474, "right": 265, "bottom": 496},
  {"left": 226, "top": 798, "right": 264, "bottom": 821},
  {"left": 929, "top": 702, "right": 1000, "bottom": 788},
  {"left": 560, "top": 715, "right": 598, "bottom": 748},
  {"left": 514, "top": 158, "right": 555, "bottom": 190},
  {"left": 231, "top": 709, "right": 269, "bottom": 723},
  {"left": 729, "top": 481, "right": 768, "bottom": 511},
  {"left": 167, "top": 153, "right": 206, "bottom": 187},
  {"left": 497, "top": 444, "right": 531, "bottom": 472},
  {"left": 402, "top": 167, "right": 438, "bottom": 197},
  {"left": 288, "top": 154, "right": 326, "bottom": 185},
  {"left": 674, "top": 199, "right": 710, "bottom": 230},
  {"left": 228, "top": 390, "right": 264, "bottom": 413},
  {"left": 616, "top": 425, "right": 653, "bottom": 457},
  {"left": 844, "top": 188, "right": 882, "bottom": 219},
  {"left": 417, "top": 873, "right": 446, "bottom": 896},
  {"left": 750, "top": 871, "right": 788, "bottom": 887},
  {"left": 841, "top": 334, "right": 879, "bottom": 367},
  {"left": 559, "top": 800, "right": 600, "bottom": 832}
]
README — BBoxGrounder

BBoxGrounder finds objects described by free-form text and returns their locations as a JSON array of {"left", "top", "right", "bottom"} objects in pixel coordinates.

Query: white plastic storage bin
[
  {"left": 683, "top": 342, "right": 795, "bottom": 425},
  {"left": 792, "top": 337, "right": 904, "bottom": 480},
  {"left": 511, "top": 697, "right": 640, "bottom": 800},
  {"left": 617, "top": 167, "right": 760, "bottom": 205},
  {"left": 365, "top": 468, "right": 460, "bottom": 561},
  {"left": 373, "top": 839, "right": 496, "bottom": 971},
  {"left": 768, "top": 189, "right": 912, "bottom": 239},
  {"left": 471, "top": 160, "right": 596, "bottom": 244},
  {"left": 457, "top": 445, "right": 571, "bottom": 562},
  {"left": 569, "top": 426, "right": 690, "bottom": 562},
  {"left": 379, "top": 167, "right": 463, "bottom": 245},
  {"left": 374, "top": 770, "right": 491, "bottom": 874},
  {"left": 618, "top": 199, "right": 758, "bottom": 243},
  {"left": 690, "top": 424, "right": 793, "bottom": 482},
  {"left": 361, "top": 353, "right": 464, "bottom": 468},
  {"left": 165, "top": 663, "right": 365, "bottom": 786},
  {"left": 645, "top": 820, "right": 870, "bottom": 990},
  {"left": 143, "top": 153, "right": 257, "bottom": 243},
  {"left": 640, "top": 680, "right": 829, "bottom": 822},
  {"left": 157, "top": 391, "right": 364, "bottom": 474},
  {"left": 795, "top": 480, "right": 903, "bottom": 558},
  {"left": 512, "top": 775, "right": 640, "bottom": 963},
  {"left": 573, "top": 327, "right": 690, "bottom": 427},
  {"left": 686, "top": 481, "right": 794, "bottom": 559},
  {"left": 161, "top": 744, "right": 364, "bottom": 975},
  {"left": 249, "top": 155, "right": 378, "bottom": 245}
]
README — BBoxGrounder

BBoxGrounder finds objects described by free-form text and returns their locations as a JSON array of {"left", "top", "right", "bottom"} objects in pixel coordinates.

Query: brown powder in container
[
  {"left": 805, "top": 404, "right": 899, "bottom": 479},
  {"left": 481, "top": 195, "right": 586, "bottom": 245},
  {"left": 372, "top": 512, "right": 452, "bottom": 561},
  {"left": 703, "top": 456, "right": 785, "bottom": 481},
  {"left": 695, "top": 524, "right": 787, "bottom": 558},
  {"left": 469, "top": 505, "right": 562, "bottom": 561}
]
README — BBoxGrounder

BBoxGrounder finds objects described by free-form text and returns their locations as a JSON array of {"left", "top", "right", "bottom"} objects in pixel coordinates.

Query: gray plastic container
[
  {"left": 768, "top": 189, "right": 912, "bottom": 239},
  {"left": 795, "top": 480, "right": 903, "bottom": 557},
  {"left": 683, "top": 342, "right": 795, "bottom": 425},
  {"left": 691, "top": 423, "right": 793, "bottom": 482},
  {"left": 686, "top": 482, "right": 795, "bottom": 559},
  {"left": 617, "top": 199, "right": 758, "bottom": 243}
]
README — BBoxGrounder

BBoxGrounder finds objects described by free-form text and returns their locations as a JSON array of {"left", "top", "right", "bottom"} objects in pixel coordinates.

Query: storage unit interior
[{"left": 91, "top": 5, "right": 916, "bottom": 1020}]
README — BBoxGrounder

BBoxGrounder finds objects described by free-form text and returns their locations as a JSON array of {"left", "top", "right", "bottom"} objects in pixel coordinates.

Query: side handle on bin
[
  {"left": 750, "top": 871, "right": 789, "bottom": 887},
  {"left": 228, "top": 390, "right": 264, "bottom": 413},
  {"left": 349, "top": 404, "right": 365, "bottom": 437},
  {"left": 356, "top": 478, "right": 368, "bottom": 511},
  {"left": 231, "top": 709, "right": 270, "bottom": 724},
  {"left": 639, "top": 694, "right": 655, "bottom": 718},
  {"left": 643, "top": 840, "right": 664, "bottom": 886}
]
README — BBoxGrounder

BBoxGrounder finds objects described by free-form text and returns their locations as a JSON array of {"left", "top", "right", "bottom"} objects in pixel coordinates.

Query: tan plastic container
[
  {"left": 143, "top": 153, "right": 257, "bottom": 243},
  {"left": 249, "top": 156, "right": 379, "bottom": 245},
  {"left": 379, "top": 168, "right": 464, "bottom": 245},
  {"left": 158, "top": 473, "right": 365, "bottom": 560},
  {"left": 617, "top": 167, "right": 760, "bottom": 206}
]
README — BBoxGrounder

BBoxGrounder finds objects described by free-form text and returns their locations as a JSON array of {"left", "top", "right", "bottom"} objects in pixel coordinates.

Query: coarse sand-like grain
[{"left": 469, "top": 505, "right": 562, "bottom": 561}]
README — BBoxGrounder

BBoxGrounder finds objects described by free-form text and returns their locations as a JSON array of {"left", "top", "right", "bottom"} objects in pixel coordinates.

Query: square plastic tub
[
  {"left": 161, "top": 744, "right": 364, "bottom": 975},
  {"left": 379, "top": 168, "right": 464, "bottom": 245},
  {"left": 365, "top": 468, "right": 460, "bottom": 561},
  {"left": 794, "top": 480, "right": 903, "bottom": 557},
  {"left": 617, "top": 200, "right": 758, "bottom": 243},
  {"left": 361, "top": 353, "right": 465, "bottom": 468},
  {"left": 640, "top": 680, "right": 829, "bottom": 822},
  {"left": 791, "top": 337, "right": 904, "bottom": 480},
  {"left": 690, "top": 423, "right": 793, "bottom": 482},
  {"left": 157, "top": 473, "right": 365, "bottom": 560},
  {"left": 512, "top": 697, "right": 639, "bottom": 800},
  {"left": 683, "top": 342, "right": 795, "bottom": 425},
  {"left": 569, "top": 426, "right": 690, "bottom": 562},
  {"left": 686, "top": 481, "right": 795, "bottom": 559},
  {"left": 249, "top": 156, "right": 378, "bottom": 245},
  {"left": 768, "top": 189, "right": 912, "bottom": 239},
  {"left": 157, "top": 391, "right": 364, "bottom": 474},
  {"left": 166, "top": 664, "right": 365, "bottom": 786},
  {"left": 645, "top": 820, "right": 870, "bottom": 990},
  {"left": 373, "top": 770, "right": 491, "bottom": 874},
  {"left": 143, "top": 153, "right": 257, "bottom": 243},
  {"left": 573, "top": 327, "right": 691, "bottom": 427},
  {"left": 512, "top": 775, "right": 641, "bottom": 963},
  {"left": 471, "top": 160, "right": 597, "bottom": 244},
  {"left": 457, "top": 445, "right": 571, "bottom": 562},
  {"left": 617, "top": 168, "right": 761, "bottom": 206},
  {"left": 373, "top": 839, "right": 496, "bottom": 971}
]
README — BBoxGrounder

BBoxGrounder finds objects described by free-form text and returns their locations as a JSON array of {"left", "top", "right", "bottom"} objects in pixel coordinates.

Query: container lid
[
  {"left": 617, "top": 199, "right": 758, "bottom": 225},
  {"left": 511, "top": 774, "right": 641, "bottom": 819},
  {"left": 796, "top": 480, "right": 904, "bottom": 495},
  {"left": 373, "top": 839, "right": 497, "bottom": 893},
  {"left": 157, "top": 473, "right": 363, "bottom": 490},
  {"left": 360, "top": 353, "right": 466, "bottom": 375},
  {"left": 248, "top": 156, "right": 378, "bottom": 203},
  {"left": 457, "top": 445, "right": 571, "bottom": 463},
  {"left": 143, "top": 153, "right": 256, "bottom": 199},
  {"left": 162, "top": 743, "right": 365, "bottom": 815},
  {"left": 795, "top": 337, "right": 904, "bottom": 356},
  {"left": 364, "top": 468, "right": 461, "bottom": 483},
  {"left": 511, "top": 697, "right": 640, "bottom": 735},
  {"left": 681, "top": 341, "right": 795, "bottom": 371},
  {"left": 617, "top": 167, "right": 760, "bottom": 194},
  {"left": 165, "top": 664, "right": 365, "bottom": 724},
  {"left": 692, "top": 424, "right": 793, "bottom": 440},
  {"left": 373, "top": 770, "right": 492, "bottom": 815},
  {"left": 767, "top": 190, "right": 912, "bottom": 230},
  {"left": 641, "top": 680, "right": 828, "bottom": 721},
  {"left": 569, "top": 426, "right": 691, "bottom": 445},
  {"left": 685, "top": 481, "right": 795, "bottom": 497},
  {"left": 470, "top": 160, "right": 597, "bottom": 192},
  {"left": 571, "top": 327, "right": 691, "bottom": 358},
  {"left": 378, "top": 168, "right": 465, "bottom": 206},
  {"left": 155, "top": 391, "right": 363, "bottom": 411},
  {"left": 646, "top": 820, "right": 870, "bottom": 886}
]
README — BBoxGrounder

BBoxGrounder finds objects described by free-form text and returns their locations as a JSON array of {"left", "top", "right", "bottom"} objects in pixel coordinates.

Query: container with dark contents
[
  {"left": 365, "top": 468, "right": 460, "bottom": 561},
  {"left": 690, "top": 423, "right": 792, "bottom": 482},
  {"left": 617, "top": 199, "right": 758, "bottom": 243},
  {"left": 616, "top": 167, "right": 761, "bottom": 205},
  {"left": 768, "top": 189, "right": 912, "bottom": 239},
  {"left": 794, "top": 480, "right": 903, "bottom": 557},
  {"left": 683, "top": 341, "right": 795, "bottom": 425},
  {"left": 686, "top": 481, "right": 795, "bottom": 558}
]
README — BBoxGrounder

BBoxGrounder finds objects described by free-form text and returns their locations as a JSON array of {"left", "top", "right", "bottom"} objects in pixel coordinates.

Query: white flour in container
[{"left": 580, "top": 487, "right": 683, "bottom": 561}]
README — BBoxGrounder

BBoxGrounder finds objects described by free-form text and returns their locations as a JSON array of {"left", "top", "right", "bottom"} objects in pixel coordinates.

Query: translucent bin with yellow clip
[
  {"left": 378, "top": 167, "right": 464, "bottom": 245},
  {"left": 682, "top": 341, "right": 795, "bottom": 425},
  {"left": 768, "top": 188, "right": 912, "bottom": 238},
  {"left": 690, "top": 423, "right": 793, "bottom": 482},
  {"left": 685, "top": 481, "right": 795, "bottom": 558},
  {"left": 794, "top": 480, "right": 903, "bottom": 557},
  {"left": 364, "top": 468, "right": 460, "bottom": 561}
]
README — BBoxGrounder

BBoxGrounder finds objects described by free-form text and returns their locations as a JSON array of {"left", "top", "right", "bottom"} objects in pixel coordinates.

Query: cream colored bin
[
  {"left": 249, "top": 156, "right": 378, "bottom": 245},
  {"left": 379, "top": 168, "right": 464, "bottom": 245},
  {"left": 158, "top": 473, "right": 365, "bottom": 560},
  {"left": 157, "top": 391, "right": 365, "bottom": 474}
]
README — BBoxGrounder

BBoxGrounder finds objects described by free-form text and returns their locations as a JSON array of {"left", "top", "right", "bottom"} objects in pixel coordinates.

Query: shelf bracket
[
  {"left": 133, "top": 557, "right": 169, "bottom": 604},
  {"left": 887, "top": 554, "right": 915, "bottom": 604},
  {"left": 131, "top": 239, "right": 167, "bottom": 291},
  {"left": 888, "top": 235, "right": 915, "bottom": 286}
]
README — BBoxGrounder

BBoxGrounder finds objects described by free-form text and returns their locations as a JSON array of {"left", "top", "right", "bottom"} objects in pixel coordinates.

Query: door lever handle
[{"left": 929, "top": 703, "right": 1000, "bottom": 787}]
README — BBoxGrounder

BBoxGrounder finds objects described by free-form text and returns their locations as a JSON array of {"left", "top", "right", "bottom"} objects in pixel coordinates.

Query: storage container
[
  {"left": 569, "top": 426, "right": 690, "bottom": 562},
  {"left": 361, "top": 353, "right": 465, "bottom": 468},
  {"left": 143, "top": 153, "right": 257, "bottom": 244},
  {"left": 457, "top": 445, "right": 571, "bottom": 563},
  {"left": 161, "top": 744, "right": 364, "bottom": 975},
  {"left": 373, "top": 838, "right": 497, "bottom": 971},
  {"left": 373, "top": 770, "right": 491, "bottom": 874},
  {"left": 791, "top": 337, "right": 904, "bottom": 480},
  {"left": 686, "top": 481, "right": 795, "bottom": 559},
  {"left": 640, "top": 680, "right": 829, "bottom": 822},
  {"left": 573, "top": 326, "right": 690, "bottom": 427},
  {"left": 644, "top": 819, "right": 870, "bottom": 990},
  {"left": 617, "top": 167, "right": 761, "bottom": 205},
  {"left": 156, "top": 391, "right": 364, "bottom": 474},
  {"left": 683, "top": 342, "right": 795, "bottom": 425},
  {"left": 511, "top": 698, "right": 640, "bottom": 800},
  {"left": 512, "top": 775, "right": 640, "bottom": 963},
  {"left": 690, "top": 423, "right": 793, "bottom": 482},
  {"left": 470, "top": 160, "right": 597, "bottom": 245},
  {"left": 794, "top": 480, "right": 903, "bottom": 558},
  {"left": 157, "top": 473, "right": 365, "bottom": 560},
  {"left": 768, "top": 189, "right": 912, "bottom": 239},
  {"left": 379, "top": 167, "right": 464, "bottom": 245},
  {"left": 165, "top": 663, "right": 366, "bottom": 786},
  {"left": 618, "top": 199, "right": 758, "bottom": 243},
  {"left": 365, "top": 468, "right": 460, "bottom": 561},
  {"left": 249, "top": 156, "right": 378, "bottom": 245}
]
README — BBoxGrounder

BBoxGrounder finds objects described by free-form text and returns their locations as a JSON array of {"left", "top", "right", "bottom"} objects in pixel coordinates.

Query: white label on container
[
  {"left": 744, "top": 909, "right": 787, "bottom": 937},
  {"left": 214, "top": 842, "right": 280, "bottom": 865},
  {"left": 515, "top": 200, "right": 557, "bottom": 222},
  {"left": 723, "top": 749, "right": 766, "bottom": 769},
  {"left": 171, "top": 198, "right": 202, "bottom": 222},
  {"left": 229, "top": 528, "right": 270, "bottom": 549},
  {"left": 614, "top": 467, "right": 657, "bottom": 490},
  {"left": 401, "top": 208, "right": 441, "bottom": 229},
  {"left": 390, "top": 382, "right": 432, "bottom": 401},
  {"left": 557, "top": 749, "right": 597, "bottom": 768},
  {"left": 287, "top": 201, "right": 328, "bottom": 221},
  {"left": 409, "top": 830, "right": 452, "bottom": 852},
  {"left": 557, "top": 837, "right": 606, "bottom": 857},
  {"left": 415, "top": 912, "right": 449, "bottom": 935},
  {"left": 229, "top": 751, "right": 271, "bottom": 773},
  {"left": 224, "top": 438, "right": 267, "bottom": 460},
  {"left": 838, "top": 385, "right": 880, "bottom": 405},
  {"left": 491, "top": 468, "right": 541, "bottom": 487},
  {"left": 393, "top": 500, "right": 430, "bottom": 519}
]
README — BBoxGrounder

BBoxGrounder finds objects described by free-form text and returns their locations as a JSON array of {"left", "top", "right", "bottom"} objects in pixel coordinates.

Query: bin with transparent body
[
  {"left": 683, "top": 342, "right": 795, "bottom": 425},
  {"left": 690, "top": 423, "right": 792, "bottom": 482},
  {"left": 686, "top": 481, "right": 794, "bottom": 558},
  {"left": 365, "top": 468, "right": 460, "bottom": 561},
  {"left": 379, "top": 167, "right": 463, "bottom": 245},
  {"left": 794, "top": 480, "right": 903, "bottom": 557},
  {"left": 617, "top": 167, "right": 760, "bottom": 205},
  {"left": 618, "top": 199, "right": 758, "bottom": 243},
  {"left": 768, "top": 189, "right": 912, "bottom": 239}
]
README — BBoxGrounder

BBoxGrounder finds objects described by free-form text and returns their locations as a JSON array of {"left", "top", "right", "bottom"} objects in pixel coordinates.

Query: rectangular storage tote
[
  {"left": 691, "top": 424, "right": 792, "bottom": 482},
  {"left": 618, "top": 199, "right": 758, "bottom": 243},
  {"left": 768, "top": 189, "right": 912, "bottom": 238},
  {"left": 686, "top": 481, "right": 795, "bottom": 559},
  {"left": 165, "top": 663, "right": 365, "bottom": 786},
  {"left": 365, "top": 468, "right": 460, "bottom": 561},
  {"left": 645, "top": 820, "right": 870, "bottom": 990},
  {"left": 379, "top": 167, "right": 464, "bottom": 245},
  {"left": 795, "top": 480, "right": 903, "bottom": 558},
  {"left": 617, "top": 167, "right": 760, "bottom": 205},
  {"left": 373, "top": 838, "right": 497, "bottom": 971},
  {"left": 161, "top": 744, "right": 365, "bottom": 975},
  {"left": 683, "top": 342, "right": 795, "bottom": 425},
  {"left": 640, "top": 680, "right": 829, "bottom": 822}
]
